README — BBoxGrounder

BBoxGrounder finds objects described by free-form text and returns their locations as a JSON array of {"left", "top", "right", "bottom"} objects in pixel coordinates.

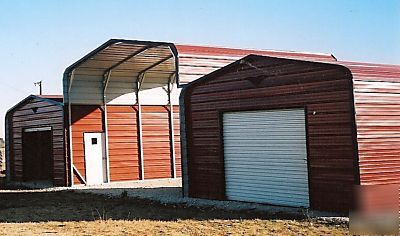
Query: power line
[{"left": 0, "top": 80, "right": 32, "bottom": 95}]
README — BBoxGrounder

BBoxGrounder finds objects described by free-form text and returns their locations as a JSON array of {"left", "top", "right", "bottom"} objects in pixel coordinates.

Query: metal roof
[
  {"left": 63, "top": 39, "right": 178, "bottom": 105},
  {"left": 63, "top": 39, "right": 341, "bottom": 105},
  {"left": 6, "top": 94, "right": 63, "bottom": 117},
  {"left": 175, "top": 44, "right": 337, "bottom": 84},
  {"left": 178, "top": 53, "right": 400, "bottom": 94},
  {"left": 176, "top": 44, "right": 337, "bottom": 61}
]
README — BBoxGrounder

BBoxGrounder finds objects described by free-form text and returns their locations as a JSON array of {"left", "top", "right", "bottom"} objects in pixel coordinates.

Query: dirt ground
[{"left": 0, "top": 190, "right": 348, "bottom": 235}]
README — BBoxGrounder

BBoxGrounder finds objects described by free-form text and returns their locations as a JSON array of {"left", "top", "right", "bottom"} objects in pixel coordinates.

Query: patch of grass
[
  {"left": 0, "top": 219, "right": 349, "bottom": 236},
  {"left": 0, "top": 190, "right": 349, "bottom": 235}
]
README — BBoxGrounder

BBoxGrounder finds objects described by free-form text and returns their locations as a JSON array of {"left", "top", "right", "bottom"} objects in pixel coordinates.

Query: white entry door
[
  {"left": 84, "top": 132, "right": 105, "bottom": 185},
  {"left": 223, "top": 109, "right": 310, "bottom": 207}
]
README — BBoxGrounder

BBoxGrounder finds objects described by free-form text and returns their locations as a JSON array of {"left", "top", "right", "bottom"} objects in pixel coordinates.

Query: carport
[{"left": 63, "top": 39, "right": 180, "bottom": 185}]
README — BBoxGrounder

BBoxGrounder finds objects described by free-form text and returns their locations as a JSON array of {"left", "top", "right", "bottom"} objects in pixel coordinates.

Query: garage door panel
[
  {"left": 226, "top": 160, "right": 308, "bottom": 167},
  {"left": 224, "top": 169, "right": 308, "bottom": 180},
  {"left": 223, "top": 108, "right": 309, "bottom": 208},
  {"left": 224, "top": 154, "right": 306, "bottom": 161},
  {"left": 224, "top": 141, "right": 306, "bottom": 145},
  {"left": 225, "top": 164, "right": 309, "bottom": 172},
  {"left": 224, "top": 150, "right": 306, "bottom": 155},
  {"left": 225, "top": 179, "right": 309, "bottom": 189},
  {"left": 226, "top": 185, "right": 309, "bottom": 197},
  {"left": 228, "top": 192, "right": 309, "bottom": 206}
]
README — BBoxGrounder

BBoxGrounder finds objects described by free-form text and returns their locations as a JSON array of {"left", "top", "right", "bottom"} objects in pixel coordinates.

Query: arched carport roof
[{"left": 63, "top": 39, "right": 179, "bottom": 105}]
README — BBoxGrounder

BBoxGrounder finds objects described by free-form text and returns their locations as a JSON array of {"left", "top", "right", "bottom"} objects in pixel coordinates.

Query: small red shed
[
  {"left": 180, "top": 54, "right": 400, "bottom": 213},
  {"left": 5, "top": 95, "right": 65, "bottom": 186}
]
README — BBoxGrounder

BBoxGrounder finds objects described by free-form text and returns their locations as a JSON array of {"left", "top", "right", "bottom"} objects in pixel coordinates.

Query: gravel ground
[
  {"left": 71, "top": 178, "right": 348, "bottom": 224},
  {"left": 4, "top": 178, "right": 348, "bottom": 224}
]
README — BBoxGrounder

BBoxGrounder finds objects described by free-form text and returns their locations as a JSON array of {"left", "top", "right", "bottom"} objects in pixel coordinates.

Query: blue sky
[{"left": 0, "top": 0, "right": 399, "bottom": 137}]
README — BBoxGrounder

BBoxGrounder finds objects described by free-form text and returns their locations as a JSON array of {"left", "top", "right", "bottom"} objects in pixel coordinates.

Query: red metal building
[
  {"left": 62, "top": 39, "right": 336, "bottom": 186},
  {"left": 180, "top": 54, "right": 400, "bottom": 213},
  {"left": 5, "top": 95, "right": 65, "bottom": 185},
  {"left": 6, "top": 39, "right": 337, "bottom": 186}
]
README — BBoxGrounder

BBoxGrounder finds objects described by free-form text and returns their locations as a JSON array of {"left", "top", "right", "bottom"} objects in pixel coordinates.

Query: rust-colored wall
[
  {"left": 183, "top": 56, "right": 358, "bottom": 213},
  {"left": 349, "top": 64, "right": 400, "bottom": 186},
  {"left": 142, "top": 106, "right": 181, "bottom": 179},
  {"left": 173, "top": 106, "right": 182, "bottom": 177},
  {"left": 70, "top": 105, "right": 103, "bottom": 184},
  {"left": 69, "top": 104, "right": 181, "bottom": 183},
  {"left": 107, "top": 105, "right": 139, "bottom": 181},
  {"left": 8, "top": 97, "right": 65, "bottom": 186}
]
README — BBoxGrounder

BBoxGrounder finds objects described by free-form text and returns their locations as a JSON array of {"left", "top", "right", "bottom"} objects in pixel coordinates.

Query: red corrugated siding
[
  {"left": 183, "top": 56, "right": 358, "bottom": 213},
  {"left": 142, "top": 106, "right": 173, "bottom": 179},
  {"left": 174, "top": 106, "right": 182, "bottom": 177},
  {"left": 343, "top": 62, "right": 400, "bottom": 186},
  {"left": 71, "top": 105, "right": 103, "bottom": 184},
  {"left": 70, "top": 104, "right": 181, "bottom": 183},
  {"left": 107, "top": 105, "right": 140, "bottom": 182},
  {"left": 9, "top": 97, "right": 65, "bottom": 186}
]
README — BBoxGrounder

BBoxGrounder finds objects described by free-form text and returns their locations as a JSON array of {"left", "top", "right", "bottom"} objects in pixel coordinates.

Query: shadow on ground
[{"left": 0, "top": 188, "right": 309, "bottom": 223}]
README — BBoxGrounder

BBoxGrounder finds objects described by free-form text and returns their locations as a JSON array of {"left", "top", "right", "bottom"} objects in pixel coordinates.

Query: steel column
[
  {"left": 137, "top": 74, "right": 145, "bottom": 180},
  {"left": 167, "top": 80, "right": 177, "bottom": 178},
  {"left": 67, "top": 70, "right": 76, "bottom": 186},
  {"left": 102, "top": 71, "right": 112, "bottom": 183},
  {"left": 4, "top": 113, "right": 11, "bottom": 181}
]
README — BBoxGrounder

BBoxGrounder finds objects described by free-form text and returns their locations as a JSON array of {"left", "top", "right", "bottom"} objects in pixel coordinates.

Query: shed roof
[
  {"left": 6, "top": 94, "right": 63, "bottom": 120},
  {"left": 338, "top": 60, "right": 400, "bottom": 82},
  {"left": 37, "top": 95, "right": 63, "bottom": 102},
  {"left": 176, "top": 44, "right": 336, "bottom": 61},
  {"left": 181, "top": 54, "right": 400, "bottom": 91},
  {"left": 176, "top": 44, "right": 337, "bottom": 84}
]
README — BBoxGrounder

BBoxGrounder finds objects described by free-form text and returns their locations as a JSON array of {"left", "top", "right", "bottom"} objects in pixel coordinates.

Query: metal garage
[
  {"left": 5, "top": 95, "right": 65, "bottom": 186},
  {"left": 180, "top": 54, "right": 400, "bottom": 213}
]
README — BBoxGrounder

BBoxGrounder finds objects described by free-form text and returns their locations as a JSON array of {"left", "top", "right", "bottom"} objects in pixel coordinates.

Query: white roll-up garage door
[{"left": 223, "top": 109, "right": 309, "bottom": 207}]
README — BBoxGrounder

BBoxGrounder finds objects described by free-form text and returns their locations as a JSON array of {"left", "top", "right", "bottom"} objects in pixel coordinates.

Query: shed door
[
  {"left": 223, "top": 109, "right": 309, "bottom": 207},
  {"left": 84, "top": 133, "right": 105, "bottom": 185},
  {"left": 22, "top": 129, "right": 53, "bottom": 182}
]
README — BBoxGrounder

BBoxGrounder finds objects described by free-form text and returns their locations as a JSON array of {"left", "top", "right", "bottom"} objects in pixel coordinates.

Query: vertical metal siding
[
  {"left": 183, "top": 56, "right": 357, "bottom": 213},
  {"left": 9, "top": 97, "right": 65, "bottom": 186},
  {"left": 223, "top": 109, "right": 310, "bottom": 207}
]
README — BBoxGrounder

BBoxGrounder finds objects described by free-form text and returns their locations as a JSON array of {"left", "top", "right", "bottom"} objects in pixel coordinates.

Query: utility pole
[{"left": 34, "top": 80, "right": 42, "bottom": 95}]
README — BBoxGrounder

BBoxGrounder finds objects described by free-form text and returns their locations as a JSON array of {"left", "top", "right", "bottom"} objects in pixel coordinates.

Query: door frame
[
  {"left": 83, "top": 131, "right": 108, "bottom": 185},
  {"left": 22, "top": 126, "right": 54, "bottom": 183},
  {"left": 219, "top": 106, "right": 311, "bottom": 207}
]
